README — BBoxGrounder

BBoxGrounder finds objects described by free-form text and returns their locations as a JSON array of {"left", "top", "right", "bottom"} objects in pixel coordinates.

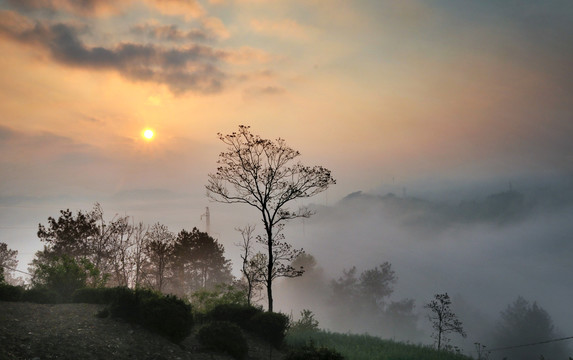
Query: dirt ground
[{"left": 0, "top": 301, "right": 285, "bottom": 360}]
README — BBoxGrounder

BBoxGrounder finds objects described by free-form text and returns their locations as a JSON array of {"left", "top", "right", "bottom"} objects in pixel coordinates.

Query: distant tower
[{"left": 200, "top": 207, "right": 211, "bottom": 235}]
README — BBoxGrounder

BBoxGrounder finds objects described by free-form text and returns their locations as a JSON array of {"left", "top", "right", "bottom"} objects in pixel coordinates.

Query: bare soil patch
[{"left": 0, "top": 301, "right": 284, "bottom": 360}]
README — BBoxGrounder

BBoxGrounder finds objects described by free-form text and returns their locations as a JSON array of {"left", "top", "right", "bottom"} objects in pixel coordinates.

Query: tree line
[{"left": 26, "top": 203, "right": 233, "bottom": 300}]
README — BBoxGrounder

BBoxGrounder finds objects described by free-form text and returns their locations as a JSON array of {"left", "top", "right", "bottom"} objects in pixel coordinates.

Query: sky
[{"left": 1, "top": 0, "right": 573, "bottom": 352}]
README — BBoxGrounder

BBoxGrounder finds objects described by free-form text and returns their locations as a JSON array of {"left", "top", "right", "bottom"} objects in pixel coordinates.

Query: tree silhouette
[
  {"left": 0, "top": 242, "right": 18, "bottom": 284},
  {"left": 145, "top": 223, "right": 174, "bottom": 292},
  {"left": 424, "top": 293, "right": 466, "bottom": 351},
  {"left": 206, "top": 125, "right": 335, "bottom": 311},
  {"left": 492, "top": 296, "right": 569, "bottom": 360},
  {"left": 37, "top": 208, "right": 98, "bottom": 259},
  {"left": 36, "top": 203, "right": 130, "bottom": 282},
  {"left": 171, "top": 227, "right": 232, "bottom": 296}
]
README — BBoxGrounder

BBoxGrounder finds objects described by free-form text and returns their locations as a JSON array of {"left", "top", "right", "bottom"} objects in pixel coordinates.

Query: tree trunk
[
  {"left": 266, "top": 227, "right": 274, "bottom": 312},
  {"left": 247, "top": 279, "right": 253, "bottom": 306},
  {"left": 437, "top": 316, "right": 442, "bottom": 351},
  {"left": 267, "top": 277, "right": 273, "bottom": 312}
]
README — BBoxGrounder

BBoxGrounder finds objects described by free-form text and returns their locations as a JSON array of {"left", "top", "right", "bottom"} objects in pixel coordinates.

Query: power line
[
  {"left": 1, "top": 264, "right": 33, "bottom": 277},
  {"left": 487, "top": 336, "right": 573, "bottom": 352}
]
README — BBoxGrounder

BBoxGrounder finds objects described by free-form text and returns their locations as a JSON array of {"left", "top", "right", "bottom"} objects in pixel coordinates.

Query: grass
[{"left": 285, "top": 329, "right": 473, "bottom": 360}]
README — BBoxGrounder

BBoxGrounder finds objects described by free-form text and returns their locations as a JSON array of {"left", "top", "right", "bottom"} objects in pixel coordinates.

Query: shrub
[
  {"left": 208, "top": 303, "right": 263, "bottom": 328},
  {"left": 108, "top": 287, "right": 141, "bottom": 320},
  {"left": 285, "top": 343, "right": 345, "bottom": 360},
  {"left": 0, "top": 283, "right": 24, "bottom": 301},
  {"left": 72, "top": 286, "right": 141, "bottom": 305},
  {"left": 139, "top": 295, "right": 194, "bottom": 342},
  {"left": 72, "top": 287, "right": 109, "bottom": 304},
  {"left": 248, "top": 311, "right": 290, "bottom": 348},
  {"left": 289, "top": 309, "right": 319, "bottom": 334},
  {"left": 22, "top": 287, "right": 61, "bottom": 304},
  {"left": 31, "top": 255, "right": 96, "bottom": 302},
  {"left": 192, "top": 283, "right": 248, "bottom": 314},
  {"left": 95, "top": 287, "right": 194, "bottom": 343},
  {"left": 198, "top": 321, "right": 248, "bottom": 360}
]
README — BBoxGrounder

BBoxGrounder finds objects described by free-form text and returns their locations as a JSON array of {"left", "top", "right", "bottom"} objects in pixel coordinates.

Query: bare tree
[
  {"left": 206, "top": 125, "right": 335, "bottom": 311},
  {"left": 129, "top": 222, "right": 150, "bottom": 289},
  {"left": 235, "top": 225, "right": 265, "bottom": 306},
  {"left": 108, "top": 216, "right": 134, "bottom": 287},
  {"left": 145, "top": 223, "right": 174, "bottom": 292},
  {"left": 424, "top": 293, "right": 467, "bottom": 351}
]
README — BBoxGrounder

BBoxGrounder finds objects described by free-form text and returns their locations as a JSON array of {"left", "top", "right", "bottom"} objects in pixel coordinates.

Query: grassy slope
[{"left": 286, "top": 330, "right": 473, "bottom": 360}]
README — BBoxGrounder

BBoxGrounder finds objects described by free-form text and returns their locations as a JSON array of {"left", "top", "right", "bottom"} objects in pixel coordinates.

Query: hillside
[{"left": 0, "top": 301, "right": 284, "bottom": 360}]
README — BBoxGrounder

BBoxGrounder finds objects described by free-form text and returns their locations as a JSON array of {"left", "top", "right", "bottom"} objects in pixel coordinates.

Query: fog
[
  {"left": 270, "top": 177, "right": 573, "bottom": 357},
  {"left": 3, "top": 176, "right": 572, "bottom": 358}
]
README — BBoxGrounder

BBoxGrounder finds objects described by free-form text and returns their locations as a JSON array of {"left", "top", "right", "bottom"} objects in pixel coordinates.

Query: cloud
[
  {"left": 201, "top": 17, "right": 230, "bottom": 40},
  {"left": 130, "top": 17, "right": 230, "bottom": 42},
  {"left": 0, "top": 124, "right": 218, "bottom": 199},
  {"left": 244, "top": 85, "right": 286, "bottom": 97},
  {"left": 0, "top": 13, "right": 228, "bottom": 94},
  {"left": 130, "top": 23, "right": 213, "bottom": 42},
  {"left": 0, "top": 124, "right": 95, "bottom": 164},
  {"left": 5, "top": 0, "right": 126, "bottom": 16},
  {"left": 250, "top": 18, "right": 316, "bottom": 41},
  {"left": 0, "top": 124, "right": 106, "bottom": 196},
  {"left": 5, "top": 0, "right": 204, "bottom": 17},
  {"left": 220, "top": 46, "right": 273, "bottom": 64},
  {"left": 148, "top": 0, "right": 205, "bottom": 19}
]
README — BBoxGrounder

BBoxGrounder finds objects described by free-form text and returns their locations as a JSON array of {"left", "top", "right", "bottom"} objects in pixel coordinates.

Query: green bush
[
  {"left": 208, "top": 303, "right": 263, "bottom": 328},
  {"left": 248, "top": 311, "right": 290, "bottom": 348},
  {"left": 72, "top": 286, "right": 139, "bottom": 305},
  {"left": 94, "top": 287, "right": 194, "bottom": 343},
  {"left": 289, "top": 309, "right": 319, "bottom": 334},
  {"left": 285, "top": 343, "right": 345, "bottom": 360},
  {"left": 72, "top": 287, "right": 109, "bottom": 304},
  {"left": 0, "top": 283, "right": 24, "bottom": 301},
  {"left": 192, "top": 283, "right": 248, "bottom": 314},
  {"left": 22, "top": 287, "right": 61, "bottom": 304},
  {"left": 140, "top": 295, "right": 194, "bottom": 342},
  {"left": 108, "top": 287, "right": 141, "bottom": 320},
  {"left": 31, "top": 255, "right": 96, "bottom": 302},
  {"left": 198, "top": 321, "right": 248, "bottom": 360}
]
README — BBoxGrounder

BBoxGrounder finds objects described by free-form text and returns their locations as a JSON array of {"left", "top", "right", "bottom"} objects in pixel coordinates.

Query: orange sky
[{"left": 1, "top": 1, "right": 572, "bottom": 199}]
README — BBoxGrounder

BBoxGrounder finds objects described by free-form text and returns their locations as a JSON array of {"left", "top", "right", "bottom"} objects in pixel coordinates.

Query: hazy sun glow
[{"left": 143, "top": 129, "right": 154, "bottom": 140}]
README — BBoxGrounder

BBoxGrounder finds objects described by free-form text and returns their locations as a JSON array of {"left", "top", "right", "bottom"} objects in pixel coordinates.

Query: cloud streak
[
  {"left": 5, "top": 0, "right": 205, "bottom": 17},
  {"left": 130, "top": 19, "right": 229, "bottom": 43}
]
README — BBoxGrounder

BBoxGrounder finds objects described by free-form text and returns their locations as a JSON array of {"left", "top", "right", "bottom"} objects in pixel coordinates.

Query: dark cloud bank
[{"left": 0, "top": 15, "right": 226, "bottom": 94}]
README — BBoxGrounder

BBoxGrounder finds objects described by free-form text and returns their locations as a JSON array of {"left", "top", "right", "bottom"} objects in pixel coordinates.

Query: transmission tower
[{"left": 200, "top": 207, "right": 211, "bottom": 235}]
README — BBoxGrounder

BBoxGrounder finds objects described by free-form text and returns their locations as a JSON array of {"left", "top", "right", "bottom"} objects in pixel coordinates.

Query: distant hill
[{"left": 334, "top": 186, "right": 569, "bottom": 229}]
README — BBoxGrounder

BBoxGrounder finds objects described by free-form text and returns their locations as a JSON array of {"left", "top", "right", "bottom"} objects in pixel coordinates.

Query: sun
[{"left": 143, "top": 129, "right": 154, "bottom": 140}]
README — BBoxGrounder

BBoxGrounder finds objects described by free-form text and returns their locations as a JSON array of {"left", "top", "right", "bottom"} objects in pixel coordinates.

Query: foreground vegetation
[
  {"left": 3, "top": 283, "right": 470, "bottom": 360},
  {"left": 286, "top": 329, "right": 472, "bottom": 360}
]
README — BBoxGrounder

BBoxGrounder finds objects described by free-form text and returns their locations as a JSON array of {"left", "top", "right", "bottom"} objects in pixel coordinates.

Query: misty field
[{"left": 286, "top": 329, "right": 471, "bottom": 360}]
